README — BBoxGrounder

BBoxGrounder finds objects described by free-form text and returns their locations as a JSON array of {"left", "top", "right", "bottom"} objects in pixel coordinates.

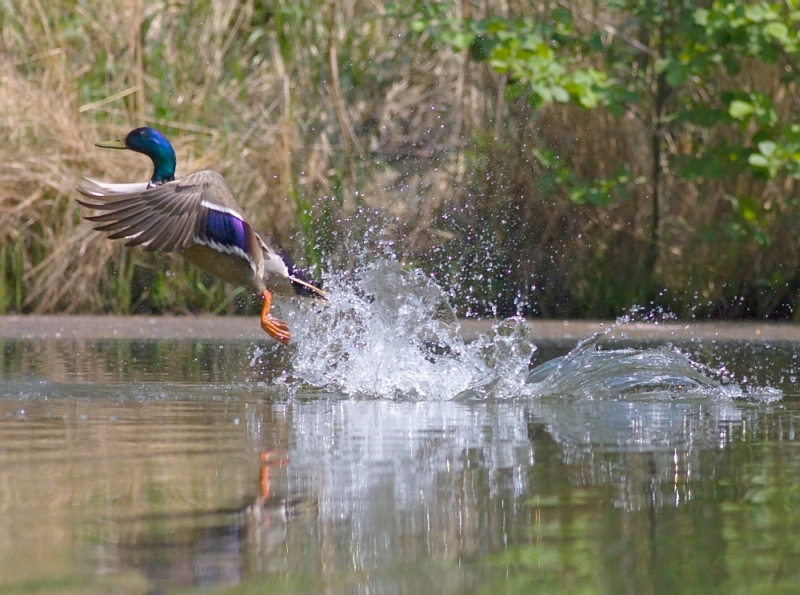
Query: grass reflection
[
  {"left": 465, "top": 410, "right": 800, "bottom": 595},
  {"left": 1, "top": 337, "right": 290, "bottom": 387},
  {"left": 721, "top": 440, "right": 800, "bottom": 593}
]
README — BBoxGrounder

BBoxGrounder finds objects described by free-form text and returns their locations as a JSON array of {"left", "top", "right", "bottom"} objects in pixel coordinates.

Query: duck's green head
[{"left": 97, "top": 127, "right": 176, "bottom": 186}]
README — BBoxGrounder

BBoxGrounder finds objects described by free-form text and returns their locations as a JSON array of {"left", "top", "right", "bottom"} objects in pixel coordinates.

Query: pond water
[{"left": 2, "top": 263, "right": 800, "bottom": 594}]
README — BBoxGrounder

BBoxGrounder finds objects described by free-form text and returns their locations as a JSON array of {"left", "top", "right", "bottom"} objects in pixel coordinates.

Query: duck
[{"left": 77, "top": 127, "right": 325, "bottom": 344}]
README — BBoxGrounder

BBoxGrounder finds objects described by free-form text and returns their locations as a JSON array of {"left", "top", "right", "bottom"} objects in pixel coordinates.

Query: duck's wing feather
[
  {"left": 77, "top": 170, "right": 257, "bottom": 259},
  {"left": 82, "top": 177, "right": 151, "bottom": 194}
]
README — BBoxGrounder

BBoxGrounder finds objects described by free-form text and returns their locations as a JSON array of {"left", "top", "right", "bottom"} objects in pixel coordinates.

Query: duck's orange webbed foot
[{"left": 260, "top": 289, "right": 290, "bottom": 344}]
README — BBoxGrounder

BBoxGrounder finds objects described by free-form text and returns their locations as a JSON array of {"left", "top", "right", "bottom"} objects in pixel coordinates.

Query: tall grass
[{"left": 0, "top": 0, "right": 797, "bottom": 318}]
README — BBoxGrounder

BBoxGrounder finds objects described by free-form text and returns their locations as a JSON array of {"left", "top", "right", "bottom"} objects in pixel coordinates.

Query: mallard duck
[{"left": 77, "top": 127, "right": 324, "bottom": 344}]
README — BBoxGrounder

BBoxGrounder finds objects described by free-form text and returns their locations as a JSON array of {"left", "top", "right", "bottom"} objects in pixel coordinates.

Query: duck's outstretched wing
[{"left": 77, "top": 171, "right": 258, "bottom": 259}]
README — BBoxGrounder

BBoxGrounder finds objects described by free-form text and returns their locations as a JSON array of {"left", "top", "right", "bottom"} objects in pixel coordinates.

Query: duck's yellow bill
[{"left": 95, "top": 138, "right": 127, "bottom": 149}]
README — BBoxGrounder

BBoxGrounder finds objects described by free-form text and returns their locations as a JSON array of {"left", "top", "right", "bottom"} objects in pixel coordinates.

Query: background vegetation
[{"left": 1, "top": 0, "right": 800, "bottom": 319}]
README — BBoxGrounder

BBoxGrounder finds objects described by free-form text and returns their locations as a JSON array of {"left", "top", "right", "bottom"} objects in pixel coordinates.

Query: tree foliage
[{"left": 396, "top": 0, "right": 800, "bottom": 317}]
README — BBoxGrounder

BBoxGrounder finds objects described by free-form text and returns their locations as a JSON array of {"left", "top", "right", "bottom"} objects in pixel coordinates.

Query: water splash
[
  {"left": 261, "top": 259, "right": 780, "bottom": 403},
  {"left": 278, "top": 260, "right": 535, "bottom": 400},
  {"left": 524, "top": 330, "right": 781, "bottom": 403},
  {"left": 525, "top": 331, "right": 719, "bottom": 399}
]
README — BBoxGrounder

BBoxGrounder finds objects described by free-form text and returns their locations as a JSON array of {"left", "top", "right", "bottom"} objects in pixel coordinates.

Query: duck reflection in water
[{"left": 111, "top": 451, "right": 316, "bottom": 590}]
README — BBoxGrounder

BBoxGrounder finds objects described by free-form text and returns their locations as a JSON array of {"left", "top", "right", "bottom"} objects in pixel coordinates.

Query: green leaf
[
  {"left": 535, "top": 86, "right": 553, "bottom": 105},
  {"left": 552, "top": 7, "right": 572, "bottom": 26},
  {"left": 722, "top": 52, "right": 741, "bottom": 76},
  {"left": 764, "top": 22, "right": 789, "bottom": 43},
  {"left": 744, "top": 4, "right": 770, "bottom": 23},
  {"left": 748, "top": 153, "right": 769, "bottom": 167},
  {"left": 551, "top": 85, "right": 570, "bottom": 103},
  {"left": 665, "top": 63, "right": 689, "bottom": 87},
  {"left": 677, "top": 154, "right": 729, "bottom": 180},
  {"left": 410, "top": 19, "right": 427, "bottom": 33},
  {"left": 586, "top": 187, "right": 612, "bottom": 206},
  {"left": 729, "top": 100, "right": 754, "bottom": 119},
  {"left": 757, "top": 140, "right": 777, "bottom": 157},
  {"left": 488, "top": 46, "right": 511, "bottom": 72},
  {"left": 504, "top": 81, "right": 525, "bottom": 102},
  {"left": 534, "top": 41, "right": 553, "bottom": 59},
  {"left": 740, "top": 197, "right": 758, "bottom": 222},
  {"left": 586, "top": 31, "right": 603, "bottom": 52},
  {"left": 577, "top": 90, "right": 598, "bottom": 109},
  {"left": 568, "top": 187, "right": 586, "bottom": 204},
  {"left": 469, "top": 35, "right": 495, "bottom": 61},
  {"left": 532, "top": 148, "right": 557, "bottom": 167},
  {"left": 450, "top": 32, "right": 474, "bottom": 52},
  {"left": 694, "top": 8, "right": 709, "bottom": 26}
]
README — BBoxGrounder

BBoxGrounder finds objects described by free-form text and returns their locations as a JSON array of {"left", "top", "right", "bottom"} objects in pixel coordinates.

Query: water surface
[{"left": 2, "top": 272, "right": 800, "bottom": 593}]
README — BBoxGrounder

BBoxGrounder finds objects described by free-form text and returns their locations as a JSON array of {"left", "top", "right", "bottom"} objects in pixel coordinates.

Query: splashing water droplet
[
  {"left": 278, "top": 260, "right": 536, "bottom": 400},
  {"left": 263, "top": 260, "right": 780, "bottom": 404}
]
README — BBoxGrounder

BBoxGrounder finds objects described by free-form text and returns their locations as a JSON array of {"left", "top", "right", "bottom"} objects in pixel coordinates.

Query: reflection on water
[{"left": 2, "top": 327, "right": 800, "bottom": 592}]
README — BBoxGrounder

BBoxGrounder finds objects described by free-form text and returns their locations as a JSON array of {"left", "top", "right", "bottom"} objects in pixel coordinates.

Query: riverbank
[{"left": 1, "top": 315, "right": 798, "bottom": 344}]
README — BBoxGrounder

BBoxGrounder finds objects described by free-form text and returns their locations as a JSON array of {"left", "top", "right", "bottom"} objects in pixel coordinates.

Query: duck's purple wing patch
[{"left": 205, "top": 209, "right": 248, "bottom": 252}]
